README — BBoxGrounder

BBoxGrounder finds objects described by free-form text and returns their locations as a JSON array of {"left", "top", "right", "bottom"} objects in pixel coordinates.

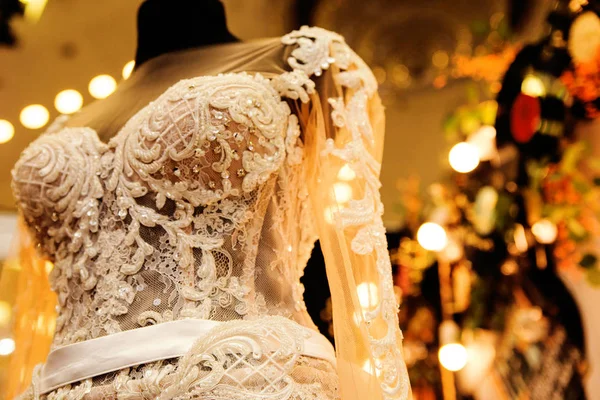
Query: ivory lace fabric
[{"left": 9, "top": 27, "right": 410, "bottom": 400}]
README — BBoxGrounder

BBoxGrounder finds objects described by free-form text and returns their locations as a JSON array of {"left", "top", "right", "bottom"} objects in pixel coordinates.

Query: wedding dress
[{"left": 9, "top": 27, "right": 410, "bottom": 400}]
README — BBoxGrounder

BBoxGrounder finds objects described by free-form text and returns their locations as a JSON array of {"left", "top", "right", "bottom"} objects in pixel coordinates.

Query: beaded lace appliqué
[
  {"left": 12, "top": 26, "right": 407, "bottom": 400},
  {"left": 283, "top": 26, "right": 410, "bottom": 400}
]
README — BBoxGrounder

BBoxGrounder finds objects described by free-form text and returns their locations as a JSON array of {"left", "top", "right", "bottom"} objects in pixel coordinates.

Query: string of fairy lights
[{"left": 0, "top": 60, "right": 136, "bottom": 144}]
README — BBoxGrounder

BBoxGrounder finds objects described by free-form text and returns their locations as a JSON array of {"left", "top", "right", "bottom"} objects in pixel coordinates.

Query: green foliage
[{"left": 586, "top": 268, "right": 600, "bottom": 286}]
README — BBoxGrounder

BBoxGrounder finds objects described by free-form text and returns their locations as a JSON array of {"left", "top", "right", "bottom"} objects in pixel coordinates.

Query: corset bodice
[
  {"left": 11, "top": 27, "right": 411, "bottom": 400},
  {"left": 12, "top": 72, "right": 318, "bottom": 348}
]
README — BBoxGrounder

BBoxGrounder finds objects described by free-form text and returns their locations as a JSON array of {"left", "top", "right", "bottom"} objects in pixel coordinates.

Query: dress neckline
[
  {"left": 55, "top": 73, "right": 259, "bottom": 148},
  {"left": 54, "top": 76, "right": 192, "bottom": 148},
  {"left": 55, "top": 37, "right": 283, "bottom": 147}
]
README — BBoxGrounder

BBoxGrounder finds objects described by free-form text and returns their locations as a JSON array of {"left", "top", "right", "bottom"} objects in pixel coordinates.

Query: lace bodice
[
  {"left": 11, "top": 27, "right": 409, "bottom": 400},
  {"left": 12, "top": 69, "right": 318, "bottom": 345}
]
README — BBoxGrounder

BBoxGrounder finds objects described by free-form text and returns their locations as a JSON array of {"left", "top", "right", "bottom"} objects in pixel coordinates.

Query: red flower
[{"left": 510, "top": 93, "right": 541, "bottom": 143}]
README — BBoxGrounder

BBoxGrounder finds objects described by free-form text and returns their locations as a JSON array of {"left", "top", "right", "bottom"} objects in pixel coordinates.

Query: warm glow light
[
  {"left": 20, "top": 104, "right": 49, "bottom": 129},
  {"left": 392, "top": 64, "right": 411, "bottom": 87},
  {"left": 501, "top": 259, "right": 519, "bottom": 275},
  {"left": 532, "top": 219, "right": 558, "bottom": 244},
  {"left": 439, "top": 343, "right": 468, "bottom": 371},
  {"left": 0, "top": 338, "right": 15, "bottom": 356},
  {"left": 362, "top": 359, "right": 382, "bottom": 377},
  {"left": 514, "top": 224, "right": 529, "bottom": 253},
  {"left": 363, "top": 359, "right": 376, "bottom": 375},
  {"left": 357, "top": 282, "right": 379, "bottom": 309},
  {"left": 440, "top": 238, "right": 464, "bottom": 263},
  {"left": 45, "top": 261, "right": 54, "bottom": 275},
  {"left": 0, "top": 301, "right": 11, "bottom": 326},
  {"left": 521, "top": 75, "right": 546, "bottom": 97},
  {"left": 89, "top": 74, "right": 117, "bottom": 99},
  {"left": 459, "top": 332, "right": 497, "bottom": 393},
  {"left": 569, "top": 0, "right": 588, "bottom": 12},
  {"left": 324, "top": 206, "right": 336, "bottom": 225},
  {"left": 449, "top": 142, "right": 480, "bottom": 173},
  {"left": 122, "top": 60, "right": 135, "bottom": 80},
  {"left": 21, "top": 0, "right": 48, "bottom": 22},
  {"left": 337, "top": 164, "right": 356, "bottom": 181},
  {"left": 432, "top": 50, "right": 449, "bottom": 69},
  {"left": 0, "top": 120, "right": 15, "bottom": 143},
  {"left": 47, "top": 315, "right": 57, "bottom": 336},
  {"left": 333, "top": 182, "right": 353, "bottom": 203},
  {"left": 353, "top": 311, "right": 363, "bottom": 325},
  {"left": 569, "top": 10, "right": 600, "bottom": 63},
  {"left": 372, "top": 66, "right": 387, "bottom": 85},
  {"left": 55, "top": 89, "right": 83, "bottom": 115},
  {"left": 468, "top": 125, "right": 497, "bottom": 161},
  {"left": 417, "top": 222, "right": 448, "bottom": 252}
]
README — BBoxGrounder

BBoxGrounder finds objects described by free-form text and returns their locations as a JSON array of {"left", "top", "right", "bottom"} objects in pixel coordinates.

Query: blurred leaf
[
  {"left": 393, "top": 203, "right": 406, "bottom": 215},
  {"left": 471, "top": 20, "right": 490, "bottom": 36},
  {"left": 561, "top": 141, "right": 589, "bottom": 173},
  {"left": 460, "top": 115, "right": 480, "bottom": 135},
  {"left": 497, "top": 19, "right": 511, "bottom": 39},
  {"left": 567, "top": 218, "right": 588, "bottom": 241},
  {"left": 588, "top": 157, "right": 600, "bottom": 171},
  {"left": 580, "top": 254, "right": 598, "bottom": 269},
  {"left": 523, "top": 189, "right": 543, "bottom": 225},
  {"left": 526, "top": 160, "right": 546, "bottom": 190},
  {"left": 573, "top": 180, "right": 589, "bottom": 194},
  {"left": 466, "top": 84, "right": 480, "bottom": 105},
  {"left": 495, "top": 193, "right": 513, "bottom": 232},
  {"left": 586, "top": 268, "right": 600, "bottom": 286},
  {"left": 479, "top": 101, "right": 498, "bottom": 125},
  {"left": 443, "top": 116, "right": 460, "bottom": 141}
]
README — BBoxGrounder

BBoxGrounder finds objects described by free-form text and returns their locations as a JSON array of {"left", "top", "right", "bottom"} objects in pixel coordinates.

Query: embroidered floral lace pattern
[
  {"left": 11, "top": 27, "right": 408, "bottom": 400},
  {"left": 282, "top": 27, "right": 409, "bottom": 400}
]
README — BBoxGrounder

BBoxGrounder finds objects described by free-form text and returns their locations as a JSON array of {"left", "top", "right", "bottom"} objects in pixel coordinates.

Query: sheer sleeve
[{"left": 280, "top": 27, "right": 410, "bottom": 400}]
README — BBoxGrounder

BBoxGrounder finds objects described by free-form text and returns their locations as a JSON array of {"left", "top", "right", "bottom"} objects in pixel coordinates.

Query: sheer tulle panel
[{"left": 291, "top": 29, "right": 410, "bottom": 399}]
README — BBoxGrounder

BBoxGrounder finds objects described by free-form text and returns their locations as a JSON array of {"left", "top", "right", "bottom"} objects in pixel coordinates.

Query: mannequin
[
  {"left": 9, "top": 4, "right": 411, "bottom": 395},
  {"left": 64, "top": 0, "right": 284, "bottom": 142},
  {"left": 134, "top": 0, "right": 238, "bottom": 68}
]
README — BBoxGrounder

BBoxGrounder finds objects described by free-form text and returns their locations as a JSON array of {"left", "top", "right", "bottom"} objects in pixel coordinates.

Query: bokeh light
[
  {"left": 357, "top": 282, "right": 379, "bottom": 309},
  {"left": 55, "top": 89, "right": 83, "bottom": 114},
  {"left": 20, "top": 104, "right": 50, "bottom": 129},
  {"left": 333, "top": 182, "right": 353, "bottom": 203},
  {"left": 532, "top": 219, "right": 558, "bottom": 244},
  {"left": 0, "top": 338, "right": 15, "bottom": 356},
  {"left": 337, "top": 164, "right": 356, "bottom": 181},
  {"left": 122, "top": 60, "right": 135, "bottom": 80},
  {"left": 439, "top": 343, "right": 468, "bottom": 371},
  {"left": 89, "top": 74, "right": 117, "bottom": 99},
  {"left": 449, "top": 142, "right": 480, "bottom": 173},
  {"left": 521, "top": 75, "right": 545, "bottom": 97},
  {"left": 0, "top": 120, "right": 15, "bottom": 143},
  {"left": 417, "top": 222, "right": 448, "bottom": 252}
]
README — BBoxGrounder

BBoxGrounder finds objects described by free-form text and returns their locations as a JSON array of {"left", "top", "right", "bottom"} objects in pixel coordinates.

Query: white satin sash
[{"left": 40, "top": 318, "right": 336, "bottom": 394}]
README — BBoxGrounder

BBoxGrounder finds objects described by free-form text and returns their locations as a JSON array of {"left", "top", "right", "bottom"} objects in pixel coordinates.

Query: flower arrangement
[
  {"left": 561, "top": 11, "right": 600, "bottom": 118},
  {"left": 532, "top": 142, "right": 600, "bottom": 284}
]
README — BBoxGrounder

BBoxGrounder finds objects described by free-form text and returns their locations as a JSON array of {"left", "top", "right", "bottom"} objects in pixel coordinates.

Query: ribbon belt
[{"left": 40, "top": 318, "right": 336, "bottom": 394}]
